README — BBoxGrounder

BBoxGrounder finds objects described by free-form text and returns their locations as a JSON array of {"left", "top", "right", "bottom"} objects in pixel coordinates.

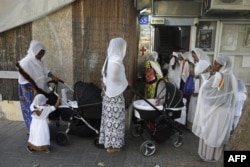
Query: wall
[{"left": 32, "top": 5, "right": 74, "bottom": 86}]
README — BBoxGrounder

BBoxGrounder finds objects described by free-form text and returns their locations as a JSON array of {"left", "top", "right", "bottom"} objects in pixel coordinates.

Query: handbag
[
  {"left": 145, "top": 67, "right": 157, "bottom": 84},
  {"left": 183, "top": 75, "right": 195, "bottom": 96}
]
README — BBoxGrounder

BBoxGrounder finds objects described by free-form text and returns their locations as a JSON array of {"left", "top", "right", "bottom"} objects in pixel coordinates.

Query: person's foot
[
  {"left": 106, "top": 147, "right": 121, "bottom": 153},
  {"left": 45, "top": 149, "right": 50, "bottom": 153},
  {"left": 26, "top": 146, "right": 33, "bottom": 153}
]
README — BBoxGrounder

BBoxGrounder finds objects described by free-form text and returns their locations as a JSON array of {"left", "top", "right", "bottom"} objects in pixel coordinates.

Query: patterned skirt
[{"left": 98, "top": 93, "right": 126, "bottom": 149}]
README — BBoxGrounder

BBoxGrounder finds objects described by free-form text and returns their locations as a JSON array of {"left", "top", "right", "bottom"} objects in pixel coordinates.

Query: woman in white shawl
[
  {"left": 27, "top": 94, "right": 60, "bottom": 153},
  {"left": 17, "top": 40, "right": 59, "bottom": 134},
  {"left": 233, "top": 79, "right": 247, "bottom": 130},
  {"left": 167, "top": 52, "right": 181, "bottom": 89},
  {"left": 192, "top": 55, "right": 237, "bottom": 162},
  {"left": 98, "top": 37, "right": 128, "bottom": 153},
  {"left": 187, "top": 48, "right": 211, "bottom": 130},
  {"left": 144, "top": 51, "right": 163, "bottom": 99}
]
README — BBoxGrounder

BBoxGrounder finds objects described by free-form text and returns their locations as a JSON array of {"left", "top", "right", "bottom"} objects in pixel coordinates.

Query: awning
[{"left": 0, "top": 0, "right": 75, "bottom": 33}]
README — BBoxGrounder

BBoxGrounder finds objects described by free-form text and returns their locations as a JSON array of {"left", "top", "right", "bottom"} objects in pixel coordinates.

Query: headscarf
[
  {"left": 30, "top": 94, "right": 47, "bottom": 111},
  {"left": 192, "top": 48, "right": 211, "bottom": 64},
  {"left": 192, "top": 55, "right": 237, "bottom": 147},
  {"left": 183, "top": 51, "right": 194, "bottom": 64},
  {"left": 148, "top": 51, "right": 163, "bottom": 78},
  {"left": 194, "top": 60, "right": 210, "bottom": 76},
  {"left": 148, "top": 51, "right": 158, "bottom": 61},
  {"left": 101, "top": 37, "right": 128, "bottom": 97},
  {"left": 18, "top": 40, "right": 50, "bottom": 92},
  {"left": 215, "top": 55, "right": 232, "bottom": 73}
]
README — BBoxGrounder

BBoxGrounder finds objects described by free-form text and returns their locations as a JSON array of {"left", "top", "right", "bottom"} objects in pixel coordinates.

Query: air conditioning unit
[{"left": 203, "top": 0, "right": 250, "bottom": 15}]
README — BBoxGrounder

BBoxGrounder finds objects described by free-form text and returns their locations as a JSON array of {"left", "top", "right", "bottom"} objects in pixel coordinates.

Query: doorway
[{"left": 154, "top": 26, "right": 190, "bottom": 67}]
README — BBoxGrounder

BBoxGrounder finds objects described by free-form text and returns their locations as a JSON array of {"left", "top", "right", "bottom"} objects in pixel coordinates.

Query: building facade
[{"left": 136, "top": 0, "right": 250, "bottom": 91}]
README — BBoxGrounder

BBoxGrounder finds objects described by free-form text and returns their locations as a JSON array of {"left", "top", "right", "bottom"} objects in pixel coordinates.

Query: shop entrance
[{"left": 154, "top": 26, "right": 190, "bottom": 69}]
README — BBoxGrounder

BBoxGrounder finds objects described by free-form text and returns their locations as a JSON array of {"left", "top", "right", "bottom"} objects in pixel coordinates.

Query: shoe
[{"left": 26, "top": 146, "right": 33, "bottom": 153}]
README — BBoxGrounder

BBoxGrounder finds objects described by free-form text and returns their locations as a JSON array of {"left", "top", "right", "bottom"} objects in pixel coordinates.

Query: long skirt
[
  {"left": 187, "top": 94, "right": 198, "bottom": 130},
  {"left": 198, "top": 138, "right": 223, "bottom": 162},
  {"left": 98, "top": 93, "right": 126, "bottom": 149},
  {"left": 18, "top": 84, "right": 34, "bottom": 131}
]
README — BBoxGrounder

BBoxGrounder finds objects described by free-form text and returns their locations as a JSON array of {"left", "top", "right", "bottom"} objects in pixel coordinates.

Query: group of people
[
  {"left": 18, "top": 38, "right": 247, "bottom": 161},
  {"left": 17, "top": 38, "right": 128, "bottom": 154},
  {"left": 143, "top": 48, "right": 247, "bottom": 162}
]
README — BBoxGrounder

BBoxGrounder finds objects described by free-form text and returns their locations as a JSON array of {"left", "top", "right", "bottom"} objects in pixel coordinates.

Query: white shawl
[
  {"left": 18, "top": 40, "right": 50, "bottom": 92},
  {"left": 192, "top": 55, "right": 237, "bottom": 147},
  {"left": 101, "top": 37, "right": 128, "bottom": 97}
]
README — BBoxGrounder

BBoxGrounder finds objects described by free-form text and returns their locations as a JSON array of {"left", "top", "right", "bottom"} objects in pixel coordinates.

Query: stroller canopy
[
  {"left": 74, "top": 81, "right": 102, "bottom": 107},
  {"left": 155, "top": 79, "right": 184, "bottom": 109}
]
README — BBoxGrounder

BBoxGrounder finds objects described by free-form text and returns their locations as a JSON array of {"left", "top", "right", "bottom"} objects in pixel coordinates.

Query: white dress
[{"left": 28, "top": 105, "right": 55, "bottom": 147}]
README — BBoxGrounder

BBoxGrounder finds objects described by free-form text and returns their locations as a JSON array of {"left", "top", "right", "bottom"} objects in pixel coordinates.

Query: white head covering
[
  {"left": 215, "top": 55, "right": 232, "bottom": 73},
  {"left": 101, "top": 37, "right": 128, "bottom": 97},
  {"left": 18, "top": 40, "right": 50, "bottom": 92},
  {"left": 30, "top": 94, "right": 47, "bottom": 111},
  {"left": 192, "top": 48, "right": 211, "bottom": 64},
  {"left": 27, "top": 40, "right": 45, "bottom": 57},
  {"left": 183, "top": 52, "right": 194, "bottom": 64},
  {"left": 192, "top": 55, "right": 237, "bottom": 147},
  {"left": 148, "top": 51, "right": 158, "bottom": 61},
  {"left": 169, "top": 52, "right": 179, "bottom": 66},
  {"left": 148, "top": 51, "right": 163, "bottom": 78},
  {"left": 194, "top": 60, "right": 210, "bottom": 76}
]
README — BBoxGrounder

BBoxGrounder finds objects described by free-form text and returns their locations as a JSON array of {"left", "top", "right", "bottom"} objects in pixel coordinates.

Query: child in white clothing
[{"left": 27, "top": 94, "right": 61, "bottom": 153}]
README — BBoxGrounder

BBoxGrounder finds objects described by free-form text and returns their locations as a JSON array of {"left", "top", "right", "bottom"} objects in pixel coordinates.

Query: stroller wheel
[
  {"left": 140, "top": 140, "right": 156, "bottom": 157},
  {"left": 55, "top": 131, "right": 69, "bottom": 146},
  {"left": 172, "top": 133, "right": 183, "bottom": 148},
  {"left": 130, "top": 123, "right": 143, "bottom": 138}
]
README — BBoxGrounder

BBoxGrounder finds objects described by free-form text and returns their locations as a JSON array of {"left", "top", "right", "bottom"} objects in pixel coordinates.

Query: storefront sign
[{"left": 150, "top": 17, "right": 165, "bottom": 25}]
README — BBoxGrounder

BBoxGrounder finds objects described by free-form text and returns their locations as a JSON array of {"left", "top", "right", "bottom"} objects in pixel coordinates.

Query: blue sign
[{"left": 139, "top": 15, "right": 149, "bottom": 25}]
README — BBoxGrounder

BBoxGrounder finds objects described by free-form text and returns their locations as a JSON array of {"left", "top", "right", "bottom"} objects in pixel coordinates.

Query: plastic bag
[
  {"left": 145, "top": 68, "right": 157, "bottom": 84},
  {"left": 183, "top": 75, "right": 195, "bottom": 96}
]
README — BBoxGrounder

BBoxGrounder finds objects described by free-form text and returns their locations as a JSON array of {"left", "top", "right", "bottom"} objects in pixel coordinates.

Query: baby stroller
[
  {"left": 130, "top": 79, "right": 184, "bottom": 156},
  {"left": 47, "top": 80, "right": 102, "bottom": 145}
]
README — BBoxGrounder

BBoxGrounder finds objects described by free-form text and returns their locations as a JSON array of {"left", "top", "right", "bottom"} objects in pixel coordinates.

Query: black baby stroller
[
  {"left": 47, "top": 80, "right": 102, "bottom": 145},
  {"left": 130, "top": 79, "right": 184, "bottom": 156}
]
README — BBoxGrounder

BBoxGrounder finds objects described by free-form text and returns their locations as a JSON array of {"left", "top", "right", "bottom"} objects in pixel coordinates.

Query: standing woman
[
  {"left": 187, "top": 48, "right": 211, "bottom": 130},
  {"left": 144, "top": 51, "right": 163, "bottom": 99},
  {"left": 192, "top": 55, "right": 237, "bottom": 162},
  {"left": 98, "top": 37, "right": 128, "bottom": 153},
  {"left": 17, "top": 40, "right": 59, "bottom": 134}
]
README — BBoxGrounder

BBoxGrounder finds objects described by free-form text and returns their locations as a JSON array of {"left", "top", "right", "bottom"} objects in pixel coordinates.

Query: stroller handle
[{"left": 47, "top": 79, "right": 64, "bottom": 86}]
